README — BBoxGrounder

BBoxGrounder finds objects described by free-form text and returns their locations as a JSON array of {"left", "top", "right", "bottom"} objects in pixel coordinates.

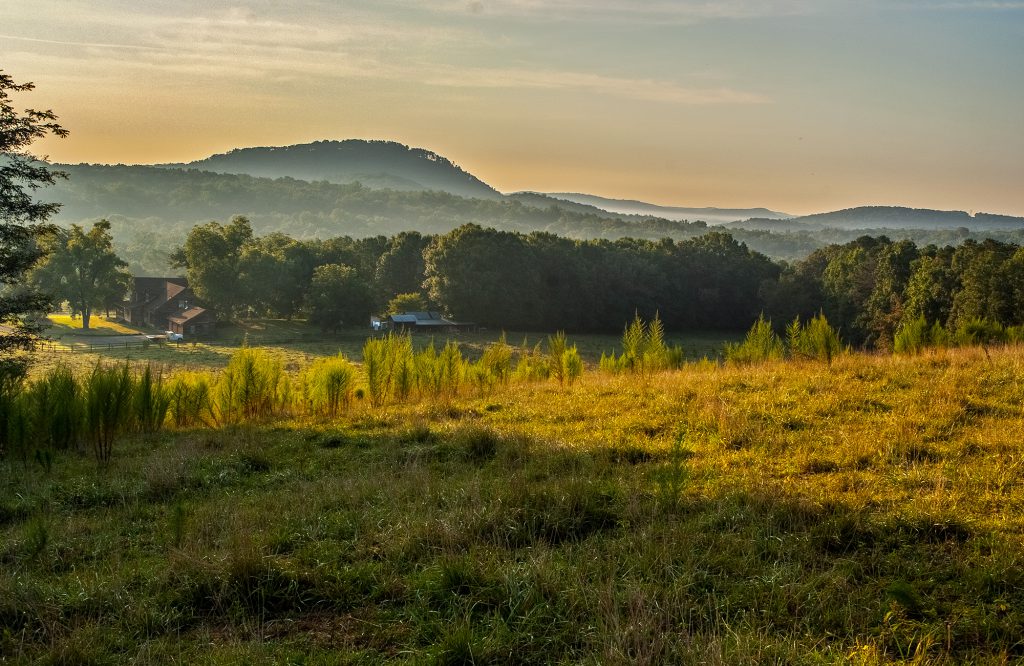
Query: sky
[{"left": 2, "top": 0, "right": 1023, "bottom": 216}]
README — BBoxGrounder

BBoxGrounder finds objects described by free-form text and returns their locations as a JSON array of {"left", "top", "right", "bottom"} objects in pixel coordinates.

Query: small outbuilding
[{"left": 372, "top": 311, "right": 474, "bottom": 333}]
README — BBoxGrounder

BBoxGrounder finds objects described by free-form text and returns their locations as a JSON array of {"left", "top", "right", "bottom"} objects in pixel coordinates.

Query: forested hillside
[
  {"left": 162, "top": 140, "right": 501, "bottom": 200},
  {"left": 39, "top": 164, "right": 750, "bottom": 275},
  {"left": 45, "top": 164, "right": 1024, "bottom": 276}
]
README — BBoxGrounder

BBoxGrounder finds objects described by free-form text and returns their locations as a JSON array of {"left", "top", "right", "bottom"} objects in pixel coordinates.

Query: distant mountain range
[
  {"left": 544, "top": 192, "right": 791, "bottom": 224},
  {"left": 134, "top": 139, "right": 1021, "bottom": 230},
  {"left": 42, "top": 139, "right": 1024, "bottom": 274},
  {"left": 160, "top": 139, "right": 502, "bottom": 201},
  {"left": 730, "top": 206, "right": 1024, "bottom": 232}
]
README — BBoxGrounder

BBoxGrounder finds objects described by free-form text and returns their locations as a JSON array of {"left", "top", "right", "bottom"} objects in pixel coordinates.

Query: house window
[{"left": 179, "top": 300, "right": 189, "bottom": 309}]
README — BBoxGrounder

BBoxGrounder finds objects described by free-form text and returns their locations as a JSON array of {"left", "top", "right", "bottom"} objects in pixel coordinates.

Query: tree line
[
  {"left": 170, "top": 217, "right": 781, "bottom": 332},
  {"left": 171, "top": 221, "right": 1024, "bottom": 348},
  {"left": 762, "top": 236, "right": 1024, "bottom": 349}
]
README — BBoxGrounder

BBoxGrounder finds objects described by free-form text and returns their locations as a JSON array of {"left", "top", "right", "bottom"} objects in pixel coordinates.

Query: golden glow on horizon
[{"left": 7, "top": 0, "right": 1024, "bottom": 217}]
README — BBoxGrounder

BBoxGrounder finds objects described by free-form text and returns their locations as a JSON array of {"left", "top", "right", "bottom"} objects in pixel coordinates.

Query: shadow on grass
[{"left": 3, "top": 423, "right": 1023, "bottom": 663}]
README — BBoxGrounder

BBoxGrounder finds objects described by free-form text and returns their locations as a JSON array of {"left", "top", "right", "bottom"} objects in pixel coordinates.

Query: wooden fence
[{"left": 33, "top": 339, "right": 185, "bottom": 354}]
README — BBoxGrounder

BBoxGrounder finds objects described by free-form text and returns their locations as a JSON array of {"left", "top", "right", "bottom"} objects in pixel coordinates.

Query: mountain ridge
[
  {"left": 545, "top": 192, "right": 791, "bottom": 224},
  {"left": 730, "top": 206, "right": 1024, "bottom": 232},
  {"left": 159, "top": 139, "right": 502, "bottom": 201}
]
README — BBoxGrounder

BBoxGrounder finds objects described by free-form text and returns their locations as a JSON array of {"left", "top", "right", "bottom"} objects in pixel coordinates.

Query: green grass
[
  {"left": 45, "top": 314, "right": 145, "bottom": 337},
  {"left": 2, "top": 346, "right": 1023, "bottom": 662},
  {"left": 29, "top": 320, "right": 743, "bottom": 380}
]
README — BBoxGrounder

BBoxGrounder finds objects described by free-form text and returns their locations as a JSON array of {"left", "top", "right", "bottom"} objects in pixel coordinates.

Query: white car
[{"left": 165, "top": 331, "right": 184, "bottom": 341}]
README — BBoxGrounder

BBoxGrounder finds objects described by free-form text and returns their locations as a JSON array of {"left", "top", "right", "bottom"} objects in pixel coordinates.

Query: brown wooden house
[{"left": 120, "top": 277, "right": 215, "bottom": 337}]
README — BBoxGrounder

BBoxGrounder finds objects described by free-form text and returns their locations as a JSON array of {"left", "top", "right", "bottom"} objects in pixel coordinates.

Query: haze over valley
[{"left": 44, "top": 139, "right": 1024, "bottom": 274}]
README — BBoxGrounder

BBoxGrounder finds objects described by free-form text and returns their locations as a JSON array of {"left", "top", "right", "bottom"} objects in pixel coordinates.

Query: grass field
[
  {"left": 45, "top": 314, "right": 145, "bottom": 337},
  {"left": 28, "top": 323, "right": 744, "bottom": 378},
  {"left": 2, "top": 346, "right": 1023, "bottom": 663}
]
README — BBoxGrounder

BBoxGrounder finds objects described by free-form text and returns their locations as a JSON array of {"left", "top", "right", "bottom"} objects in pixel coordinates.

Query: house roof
[
  {"left": 167, "top": 307, "right": 211, "bottom": 325},
  {"left": 387, "top": 311, "right": 472, "bottom": 327},
  {"left": 126, "top": 278, "right": 193, "bottom": 326},
  {"left": 127, "top": 277, "right": 187, "bottom": 306},
  {"left": 164, "top": 282, "right": 187, "bottom": 302}
]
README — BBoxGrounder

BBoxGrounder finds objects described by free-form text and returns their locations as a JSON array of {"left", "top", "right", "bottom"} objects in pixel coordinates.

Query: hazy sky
[{"left": 3, "top": 0, "right": 1023, "bottom": 215}]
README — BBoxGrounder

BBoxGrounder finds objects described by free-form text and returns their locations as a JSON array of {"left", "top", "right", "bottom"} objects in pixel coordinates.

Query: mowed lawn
[
  {"left": 2, "top": 346, "right": 1023, "bottom": 663},
  {"left": 45, "top": 314, "right": 145, "bottom": 337}
]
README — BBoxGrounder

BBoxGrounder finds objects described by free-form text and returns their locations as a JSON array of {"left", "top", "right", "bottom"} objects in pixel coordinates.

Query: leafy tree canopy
[
  {"left": 307, "top": 264, "right": 374, "bottom": 331},
  {"left": 0, "top": 71, "right": 68, "bottom": 377},
  {"left": 31, "top": 220, "right": 131, "bottom": 330}
]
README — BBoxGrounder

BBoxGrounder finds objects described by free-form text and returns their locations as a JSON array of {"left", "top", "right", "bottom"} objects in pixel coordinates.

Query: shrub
[
  {"left": 167, "top": 372, "right": 215, "bottom": 428},
  {"left": 414, "top": 342, "right": 443, "bottom": 399},
  {"left": 895, "top": 316, "right": 957, "bottom": 354},
  {"left": 621, "top": 314, "right": 646, "bottom": 372},
  {"left": 84, "top": 363, "right": 134, "bottom": 464},
  {"left": 547, "top": 331, "right": 568, "bottom": 386},
  {"left": 954, "top": 318, "right": 1006, "bottom": 347},
  {"left": 602, "top": 313, "right": 684, "bottom": 375},
  {"left": 134, "top": 365, "right": 170, "bottom": 433},
  {"left": 787, "top": 313, "right": 843, "bottom": 362},
  {"left": 478, "top": 334, "right": 513, "bottom": 387},
  {"left": 467, "top": 361, "right": 497, "bottom": 396},
  {"left": 563, "top": 345, "right": 583, "bottom": 387},
  {"left": 599, "top": 351, "right": 623, "bottom": 374},
  {"left": 395, "top": 351, "right": 415, "bottom": 403},
  {"left": 513, "top": 341, "right": 550, "bottom": 383},
  {"left": 894, "top": 316, "right": 930, "bottom": 355},
  {"left": 301, "top": 355, "right": 357, "bottom": 418},
  {"left": 215, "top": 347, "right": 286, "bottom": 423},
  {"left": 724, "top": 315, "right": 784, "bottom": 364},
  {"left": 436, "top": 340, "right": 464, "bottom": 399},
  {"left": 26, "top": 364, "right": 81, "bottom": 451},
  {"left": 362, "top": 333, "right": 414, "bottom": 407},
  {"left": 2, "top": 391, "right": 30, "bottom": 463}
]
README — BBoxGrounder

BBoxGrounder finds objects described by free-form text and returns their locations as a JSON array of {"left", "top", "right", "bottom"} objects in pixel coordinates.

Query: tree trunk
[{"left": 81, "top": 308, "right": 91, "bottom": 330}]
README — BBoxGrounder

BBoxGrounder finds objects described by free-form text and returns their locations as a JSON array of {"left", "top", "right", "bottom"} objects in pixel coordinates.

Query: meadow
[
  {"left": 29, "top": 320, "right": 741, "bottom": 378},
  {"left": 2, "top": 333, "right": 1023, "bottom": 664},
  {"left": 45, "top": 314, "right": 144, "bottom": 338}
]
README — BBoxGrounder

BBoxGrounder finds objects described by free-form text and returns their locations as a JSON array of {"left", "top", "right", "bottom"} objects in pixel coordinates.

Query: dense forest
[
  {"left": 168, "top": 217, "right": 1024, "bottom": 349},
  {"left": 764, "top": 236, "right": 1024, "bottom": 349},
  {"left": 171, "top": 219, "right": 777, "bottom": 332}
]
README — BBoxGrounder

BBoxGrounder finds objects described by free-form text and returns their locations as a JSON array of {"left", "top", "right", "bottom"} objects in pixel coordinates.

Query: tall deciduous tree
[
  {"left": 238, "top": 232, "right": 315, "bottom": 319},
  {"left": 171, "top": 215, "right": 252, "bottom": 317},
  {"left": 375, "top": 231, "right": 430, "bottom": 302},
  {"left": 307, "top": 263, "right": 374, "bottom": 331},
  {"left": 1, "top": 71, "right": 68, "bottom": 376},
  {"left": 32, "top": 220, "right": 132, "bottom": 329}
]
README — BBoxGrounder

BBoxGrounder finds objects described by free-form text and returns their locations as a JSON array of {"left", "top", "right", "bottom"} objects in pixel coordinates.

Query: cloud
[
  {"left": 422, "top": 65, "right": 770, "bottom": 104},
  {"left": 2, "top": 4, "right": 767, "bottom": 105},
  {"left": 392, "top": 0, "right": 820, "bottom": 22},
  {"left": 0, "top": 4, "right": 473, "bottom": 85}
]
